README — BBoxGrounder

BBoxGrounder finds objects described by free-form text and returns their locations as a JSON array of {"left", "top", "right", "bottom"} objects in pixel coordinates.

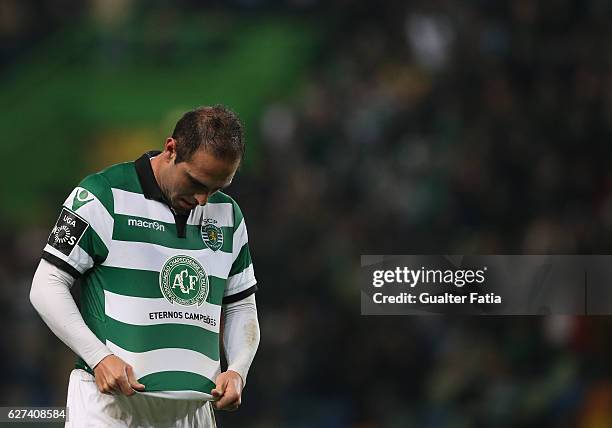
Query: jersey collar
[
  {"left": 135, "top": 151, "right": 165, "bottom": 202},
  {"left": 135, "top": 151, "right": 189, "bottom": 238}
]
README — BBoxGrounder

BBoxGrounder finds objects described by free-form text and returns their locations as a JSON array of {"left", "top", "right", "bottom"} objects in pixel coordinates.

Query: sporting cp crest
[
  {"left": 201, "top": 222, "right": 223, "bottom": 251},
  {"left": 159, "top": 255, "right": 209, "bottom": 306}
]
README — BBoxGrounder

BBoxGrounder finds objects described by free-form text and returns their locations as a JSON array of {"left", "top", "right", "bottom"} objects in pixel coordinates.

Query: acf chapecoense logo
[{"left": 159, "top": 255, "right": 209, "bottom": 306}]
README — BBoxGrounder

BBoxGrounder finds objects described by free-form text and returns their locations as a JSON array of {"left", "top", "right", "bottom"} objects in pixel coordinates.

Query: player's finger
[
  {"left": 213, "top": 398, "right": 240, "bottom": 411},
  {"left": 225, "top": 403, "right": 240, "bottom": 412},
  {"left": 213, "top": 390, "right": 240, "bottom": 410},
  {"left": 213, "top": 395, "right": 229, "bottom": 409},
  {"left": 96, "top": 376, "right": 112, "bottom": 395},
  {"left": 212, "top": 399, "right": 229, "bottom": 410},
  {"left": 116, "top": 371, "right": 136, "bottom": 396},
  {"left": 211, "top": 378, "right": 227, "bottom": 398},
  {"left": 102, "top": 382, "right": 115, "bottom": 395},
  {"left": 107, "top": 377, "right": 122, "bottom": 394},
  {"left": 102, "top": 373, "right": 119, "bottom": 395},
  {"left": 126, "top": 366, "right": 145, "bottom": 391}
]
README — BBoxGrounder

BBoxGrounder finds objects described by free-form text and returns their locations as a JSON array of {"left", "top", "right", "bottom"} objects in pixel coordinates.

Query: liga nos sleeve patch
[{"left": 47, "top": 207, "right": 89, "bottom": 256}]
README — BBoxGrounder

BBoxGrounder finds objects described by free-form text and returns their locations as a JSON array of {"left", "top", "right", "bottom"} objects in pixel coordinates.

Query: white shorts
[{"left": 65, "top": 369, "right": 216, "bottom": 428}]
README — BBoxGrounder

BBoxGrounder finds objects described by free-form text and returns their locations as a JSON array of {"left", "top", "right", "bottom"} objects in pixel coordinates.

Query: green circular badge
[
  {"left": 77, "top": 189, "right": 90, "bottom": 201},
  {"left": 159, "top": 255, "right": 209, "bottom": 306}
]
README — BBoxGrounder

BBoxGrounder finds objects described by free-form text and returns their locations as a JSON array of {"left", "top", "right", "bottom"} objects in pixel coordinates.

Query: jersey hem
[
  {"left": 75, "top": 359, "right": 94, "bottom": 375},
  {"left": 138, "top": 390, "right": 214, "bottom": 401}
]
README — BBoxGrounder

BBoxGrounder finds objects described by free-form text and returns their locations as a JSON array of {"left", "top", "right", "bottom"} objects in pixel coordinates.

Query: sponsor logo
[
  {"left": 159, "top": 255, "right": 209, "bottom": 307},
  {"left": 48, "top": 208, "right": 89, "bottom": 256},
  {"left": 127, "top": 218, "right": 165, "bottom": 232},
  {"left": 71, "top": 188, "right": 94, "bottom": 211},
  {"left": 201, "top": 220, "right": 223, "bottom": 251}
]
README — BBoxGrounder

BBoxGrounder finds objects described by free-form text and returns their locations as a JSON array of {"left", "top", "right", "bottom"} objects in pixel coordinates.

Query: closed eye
[{"left": 189, "top": 175, "right": 209, "bottom": 192}]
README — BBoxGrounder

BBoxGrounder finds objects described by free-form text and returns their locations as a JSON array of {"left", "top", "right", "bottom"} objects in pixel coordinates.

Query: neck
[
  {"left": 149, "top": 154, "right": 182, "bottom": 212},
  {"left": 150, "top": 154, "right": 162, "bottom": 186}
]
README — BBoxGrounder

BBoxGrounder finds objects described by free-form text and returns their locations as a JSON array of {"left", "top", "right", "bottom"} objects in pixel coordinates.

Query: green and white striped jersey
[{"left": 42, "top": 151, "right": 257, "bottom": 400}]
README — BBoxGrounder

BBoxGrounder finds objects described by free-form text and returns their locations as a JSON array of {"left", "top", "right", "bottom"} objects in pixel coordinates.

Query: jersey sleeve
[
  {"left": 223, "top": 199, "right": 257, "bottom": 304},
  {"left": 42, "top": 174, "right": 114, "bottom": 278}
]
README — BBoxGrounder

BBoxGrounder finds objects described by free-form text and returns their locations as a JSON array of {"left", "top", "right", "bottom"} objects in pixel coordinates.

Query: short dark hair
[{"left": 172, "top": 105, "right": 244, "bottom": 163}]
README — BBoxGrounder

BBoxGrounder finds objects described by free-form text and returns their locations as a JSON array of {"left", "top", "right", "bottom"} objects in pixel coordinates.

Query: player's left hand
[{"left": 211, "top": 370, "right": 244, "bottom": 411}]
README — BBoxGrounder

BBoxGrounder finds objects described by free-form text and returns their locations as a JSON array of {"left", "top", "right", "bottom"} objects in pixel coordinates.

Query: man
[{"left": 30, "top": 105, "right": 260, "bottom": 427}]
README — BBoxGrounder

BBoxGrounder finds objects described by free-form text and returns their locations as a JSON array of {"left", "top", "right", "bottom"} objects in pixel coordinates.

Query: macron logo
[{"left": 128, "top": 218, "right": 165, "bottom": 232}]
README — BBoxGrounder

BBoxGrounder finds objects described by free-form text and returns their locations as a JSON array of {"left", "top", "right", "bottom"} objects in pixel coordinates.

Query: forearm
[
  {"left": 30, "top": 259, "right": 112, "bottom": 368},
  {"left": 222, "top": 293, "right": 260, "bottom": 384}
]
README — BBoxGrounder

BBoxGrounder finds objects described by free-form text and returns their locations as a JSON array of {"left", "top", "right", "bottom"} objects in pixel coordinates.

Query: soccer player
[{"left": 30, "top": 105, "right": 260, "bottom": 427}]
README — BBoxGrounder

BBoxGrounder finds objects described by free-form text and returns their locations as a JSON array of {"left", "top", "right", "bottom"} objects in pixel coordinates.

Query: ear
[{"left": 163, "top": 138, "right": 177, "bottom": 161}]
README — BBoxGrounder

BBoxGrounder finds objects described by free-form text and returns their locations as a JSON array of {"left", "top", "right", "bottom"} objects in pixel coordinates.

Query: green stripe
[
  {"left": 112, "top": 214, "right": 232, "bottom": 252},
  {"left": 139, "top": 371, "right": 216, "bottom": 394},
  {"left": 78, "top": 225, "right": 109, "bottom": 263},
  {"left": 100, "top": 266, "right": 161, "bottom": 297},
  {"left": 229, "top": 243, "right": 252, "bottom": 276},
  {"left": 231, "top": 198, "right": 244, "bottom": 230},
  {"left": 208, "top": 191, "right": 232, "bottom": 204},
  {"left": 80, "top": 269, "right": 106, "bottom": 343},
  {"left": 98, "top": 266, "right": 226, "bottom": 305},
  {"left": 101, "top": 162, "right": 143, "bottom": 194},
  {"left": 106, "top": 317, "right": 220, "bottom": 360},
  {"left": 79, "top": 173, "right": 114, "bottom": 217}
]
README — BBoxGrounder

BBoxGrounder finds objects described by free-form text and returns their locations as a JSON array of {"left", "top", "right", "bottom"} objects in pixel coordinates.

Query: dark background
[{"left": 2, "top": 0, "right": 612, "bottom": 426}]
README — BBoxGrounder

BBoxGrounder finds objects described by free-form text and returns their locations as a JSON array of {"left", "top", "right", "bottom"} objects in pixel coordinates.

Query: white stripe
[
  {"left": 106, "top": 340, "right": 221, "bottom": 384},
  {"left": 104, "top": 290, "right": 221, "bottom": 334},
  {"left": 43, "top": 244, "right": 94, "bottom": 274},
  {"left": 113, "top": 188, "right": 175, "bottom": 223},
  {"left": 201, "top": 202, "right": 234, "bottom": 227},
  {"left": 113, "top": 188, "right": 234, "bottom": 227},
  {"left": 232, "top": 219, "right": 248, "bottom": 263},
  {"left": 139, "top": 390, "right": 213, "bottom": 400},
  {"left": 65, "top": 193, "right": 114, "bottom": 250},
  {"left": 103, "top": 240, "right": 233, "bottom": 279},
  {"left": 225, "top": 264, "right": 256, "bottom": 296}
]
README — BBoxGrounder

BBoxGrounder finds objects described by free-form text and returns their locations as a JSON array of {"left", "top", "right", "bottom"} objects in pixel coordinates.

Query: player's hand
[
  {"left": 93, "top": 354, "right": 145, "bottom": 396},
  {"left": 211, "top": 370, "right": 243, "bottom": 411}
]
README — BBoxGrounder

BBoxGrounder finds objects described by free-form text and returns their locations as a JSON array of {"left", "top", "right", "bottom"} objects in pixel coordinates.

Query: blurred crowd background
[{"left": 2, "top": 0, "right": 612, "bottom": 426}]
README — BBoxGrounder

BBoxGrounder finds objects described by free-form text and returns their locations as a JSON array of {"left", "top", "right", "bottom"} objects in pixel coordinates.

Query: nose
[{"left": 194, "top": 193, "right": 208, "bottom": 206}]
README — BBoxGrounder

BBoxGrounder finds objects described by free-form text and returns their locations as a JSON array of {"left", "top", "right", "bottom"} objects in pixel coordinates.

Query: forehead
[{"left": 181, "top": 148, "right": 240, "bottom": 183}]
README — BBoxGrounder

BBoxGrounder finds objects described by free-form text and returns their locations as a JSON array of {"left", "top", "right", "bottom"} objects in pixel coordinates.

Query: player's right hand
[{"left": 93, "top": 354, "right": 145, "bottom": 396}]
